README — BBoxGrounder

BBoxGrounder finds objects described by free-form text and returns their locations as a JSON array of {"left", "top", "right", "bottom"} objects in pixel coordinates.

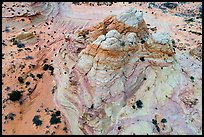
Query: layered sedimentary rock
[{"left": 53, "top": 7, "right": 202, "bottom": 135}]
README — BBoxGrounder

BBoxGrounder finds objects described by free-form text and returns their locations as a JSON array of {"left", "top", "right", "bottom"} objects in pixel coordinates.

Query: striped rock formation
[{"left": 53, "top": 7, "right": 202, "bottom": 135}]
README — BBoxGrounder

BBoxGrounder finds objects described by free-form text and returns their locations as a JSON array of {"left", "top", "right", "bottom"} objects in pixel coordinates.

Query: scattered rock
[
  {"left": 17, "top": 42, "right": 25, "bottom": 48},
  {"left": 36, "top": 109, "right": 41, "bottom": 112},
  {"left": 24, "top": 56, "right": 33, "bottom": 60},
  {"left": 158, "top": 6, "right": 167, "bottom": 13},
  {"left": 4, "top": 27, "right": 10, "bottom": 32},
  {"left": 189, "top": 45, "right": 202, "bottom": 61},
  {"left": 63, "top": 127, "right": 69, "bottom": 133},
  {"left": 28, "top": 88, "right": 33, "bottom": 93},
  {"left": 5, "top": 86, "right": 10, "bottom": 91},
  {"left": 19, "top": 99, "right": 24, "bottom": 105}
]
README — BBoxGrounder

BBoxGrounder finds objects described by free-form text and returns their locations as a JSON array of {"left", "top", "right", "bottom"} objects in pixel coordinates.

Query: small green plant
[
  {"left": 36, "top": 74, "right": 43, "bottom": 79},
  {"left": 18, "top": 76, "right": 24, "bottom": 83},
  {"left": 32, "top": 115, "right": 42, "bottom": 126},
  {"left": 42, "top": 64, "right": 49, "bottom": 71},
  {"left": 8, "top": 90, "right": 22, "bottom": 102},
  {"left": 136, "top": 100, "right": 143, "bottom": 109},
  {"left": 50, "top": 113, "right": 61, "bottom": 125},
  {"left": 190, "top": 76, "right": 194, "bottom": 82},
  {"left": 161, "top": 118, "right": 167, "bottom": 123}
]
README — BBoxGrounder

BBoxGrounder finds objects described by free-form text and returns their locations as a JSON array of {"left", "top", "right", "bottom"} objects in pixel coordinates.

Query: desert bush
[{"left": 8, "top": 90, "right": 22, "bottom": 102}]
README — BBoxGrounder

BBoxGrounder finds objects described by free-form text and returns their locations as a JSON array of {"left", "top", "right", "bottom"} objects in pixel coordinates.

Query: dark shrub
[
  {"left": 25, "top": 81, "right": 30, "bottom": 86},
  {"left": 55, "top": 111, "right": 61, "bottom": 116},
  {"left": 136, "top": 100, "right": 143, "bottom": 109},
  {"left": 49, "top": 66, "right": 54, "bottom": 71},
  {"left": 42, "top": 64, "right": 49, "bottom": 71},
  {"left": 32, "top": 115, "right": 42, "bottom": 126},
  {"left": 18, "top": 76, "right": 24, "bottom": 83},
  {"left": 8, "top": 90, "right": 22, "bottom": 102},
  {"left": 50, "top": 113, "right": 61, "bottom": 125},
  {"left": 7, "top": 113, "right": 16, "bottom": 120},
  {"left": 36, "top": 74, "right": 43, "bottom": 79},
  {"left": 161, "top": 118, "right": 167, "bottom": 123},
  {"left": 140, "top": 57, "right": 145, "bottom": 62}
]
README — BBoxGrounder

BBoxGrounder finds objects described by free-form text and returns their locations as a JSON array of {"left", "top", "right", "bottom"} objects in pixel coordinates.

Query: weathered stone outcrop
[{"left": 53, "top": 7, "right": 202, "bottom": 135}]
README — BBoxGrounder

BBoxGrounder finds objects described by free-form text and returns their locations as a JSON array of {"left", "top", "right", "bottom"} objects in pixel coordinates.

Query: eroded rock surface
[
  {"left": 53, "top": 8, "right": 202, "bottom": 135},
  {"left": 2, "top": 2, "right": 202, "bottom": 135}
]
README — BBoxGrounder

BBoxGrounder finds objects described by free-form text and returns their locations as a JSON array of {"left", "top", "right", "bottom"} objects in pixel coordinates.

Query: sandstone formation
[
  {"left": 53, "top": 7, "right": 202, "bottom": 135},
  {"left": 2, "top": 2, "right": 202, "bottom": 135}
]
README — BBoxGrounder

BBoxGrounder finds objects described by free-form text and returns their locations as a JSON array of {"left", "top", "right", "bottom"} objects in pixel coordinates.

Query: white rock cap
[
  {"left": 152, "top": 31, "right": 170, "bottom": 45},
  {"left": 116, "top": 7, "right": 144, "bottom": 27}
]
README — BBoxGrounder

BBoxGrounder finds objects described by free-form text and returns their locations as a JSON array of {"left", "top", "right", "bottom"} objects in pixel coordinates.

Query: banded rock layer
[{"left": 53, "top": 8, "right": 202, "bottom": 135}]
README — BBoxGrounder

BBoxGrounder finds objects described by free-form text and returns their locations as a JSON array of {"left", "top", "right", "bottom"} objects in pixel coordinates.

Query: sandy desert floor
[{"left": 2, "top": 2, "right": 202, "bottom": 135}]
